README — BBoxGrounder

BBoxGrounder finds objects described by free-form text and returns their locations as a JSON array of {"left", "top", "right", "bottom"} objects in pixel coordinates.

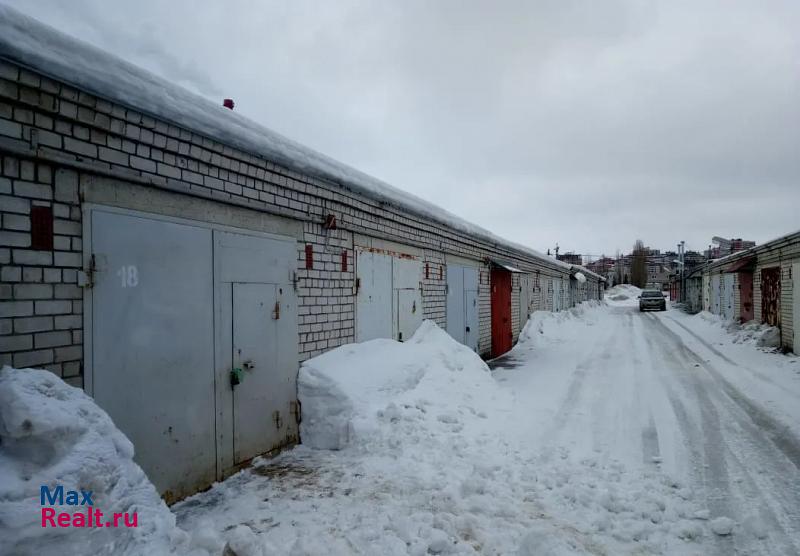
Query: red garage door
[{"left": 491, "top": 268, "right": 513, "bottom": 357}]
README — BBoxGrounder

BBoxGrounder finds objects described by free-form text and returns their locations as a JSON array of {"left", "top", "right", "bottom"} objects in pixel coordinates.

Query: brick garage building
[
  {"left": 0, "top": 8, "right": 604, "bottom": 501},
  {"left": 701, "top": 230, "right": 799, "bottom": 353}
]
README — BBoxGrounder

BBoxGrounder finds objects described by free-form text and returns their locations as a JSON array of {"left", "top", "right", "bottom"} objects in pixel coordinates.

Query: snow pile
[
  {"left": 298, "top": 320, "right": 510, "bottom": 450},
  {"left": 518, "top": 301, "right": 605, "bottom": 347},
  {"left": 175, "top": 314, "right": 719, "bottom": 554},
  {"left": 0, "top": 366, "right": 206, "bottom": 556},
  {"left": 604, "top": 284, "right": 642, "bottom": 304},
  {"left": 696, "top": 311, "right": 781, "bottom": 349}
]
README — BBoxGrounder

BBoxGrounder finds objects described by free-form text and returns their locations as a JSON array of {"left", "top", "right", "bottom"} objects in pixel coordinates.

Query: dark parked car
[{"left": 639, "top": 289, "right": 666, "bottom": 312}]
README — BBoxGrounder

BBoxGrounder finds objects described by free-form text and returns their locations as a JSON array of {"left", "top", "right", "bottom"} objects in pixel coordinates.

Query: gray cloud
[{"left": 6, "top": 0, "right": 799, "bottom": 257}]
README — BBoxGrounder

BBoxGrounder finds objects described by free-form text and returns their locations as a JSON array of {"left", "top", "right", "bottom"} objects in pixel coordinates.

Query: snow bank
[
  {"left": 518, "top": 301, "right": 605, "bottom": 347},
  {"left": 0, "top": 366, "right": 206, "bottom": 556},
  {"left": 604, "top": 284, "right": 642, "bottom": 304},
  {"left": 696, "top": 311, "right": 781, "bottom": 349},
  {"left": 298, "top": 320, "right": 508, "bottom": 450}
]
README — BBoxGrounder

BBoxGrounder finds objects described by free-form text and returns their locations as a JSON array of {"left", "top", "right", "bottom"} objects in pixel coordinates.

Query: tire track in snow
[
  {"left": 538, "top": 311, "right": 621, "bottom": 457},
  {"left": 653, "top": 314, "right": 800, "bottom": 470},
  {"left": 645, "top": 313, "right": 800, "bottom": 554},
  {"left": 661, "top": 314, "right": 795, "bottom": 393}
]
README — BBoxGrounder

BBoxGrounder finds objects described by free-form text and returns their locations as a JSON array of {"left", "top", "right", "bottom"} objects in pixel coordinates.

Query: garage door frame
[{"left": 82, "top": 203, "right": 300, "bottom": 498}]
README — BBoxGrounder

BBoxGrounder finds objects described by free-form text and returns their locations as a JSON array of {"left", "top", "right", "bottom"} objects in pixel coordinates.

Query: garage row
[
  {"left": 81, "top": 201, "right": 602, "bottom": 502},
  {"left": 0, "top": 14, "right": 605, "bottom": 502},
  {"left": 679, "top": 229, "right": 800, "bottom": 354}
]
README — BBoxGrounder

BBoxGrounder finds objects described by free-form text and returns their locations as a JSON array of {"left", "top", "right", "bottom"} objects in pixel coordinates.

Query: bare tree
[{"left": 630, "top": 240, "right": 648, "bottom": 288}]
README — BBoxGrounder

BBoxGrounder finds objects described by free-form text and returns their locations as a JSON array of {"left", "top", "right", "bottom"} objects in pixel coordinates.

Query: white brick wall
[
  {"left": 0, "top": 156, "right": 82, "bottom": 385},
  {"left": 0, "top": 57, "right": 600, "bottom": 377}
]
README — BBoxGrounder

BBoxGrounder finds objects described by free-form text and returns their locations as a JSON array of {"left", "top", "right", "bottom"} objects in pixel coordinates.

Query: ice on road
[{"left": 174, "top": 290, "right": 800, "bottom": 555}]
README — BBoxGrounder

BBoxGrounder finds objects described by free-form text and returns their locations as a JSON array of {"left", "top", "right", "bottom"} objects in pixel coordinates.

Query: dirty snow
[
  {"left": 694, "top": 310, "right": 782, "bottom": 349},
  {"left": 0, "top": 366, "right": 208, "bottom": 556},
  {"left": 175, "top": 300, "right": 800, "bottom": 555},
  {"left": 5, "top": 296, "right": 800, "bottom": 555}
]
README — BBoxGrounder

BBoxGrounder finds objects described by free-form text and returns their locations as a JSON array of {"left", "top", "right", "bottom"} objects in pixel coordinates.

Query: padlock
[{"left": 230, "top": 367, "right": 243, "bottom": 387}]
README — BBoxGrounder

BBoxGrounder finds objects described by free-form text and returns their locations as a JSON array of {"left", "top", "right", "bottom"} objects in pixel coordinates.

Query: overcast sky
[{"left": 7, "top": 0, "right": 799, "bottom": 258}]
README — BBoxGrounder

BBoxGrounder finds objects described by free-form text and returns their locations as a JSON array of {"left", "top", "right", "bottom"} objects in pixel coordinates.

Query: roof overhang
[
  {"left": 724, "top": 256, "right": 755, "bottom": 273},
  {"left": 571, "top": 271, "right": 587, "bottom": 283},
  {"left": 489, "top": 259, "right": 524, "bottom": 273}
]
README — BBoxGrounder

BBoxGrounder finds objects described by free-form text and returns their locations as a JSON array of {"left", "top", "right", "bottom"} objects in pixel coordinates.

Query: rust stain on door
[{"left": 761, "top": 267, "right": 781, "bottom": 327}]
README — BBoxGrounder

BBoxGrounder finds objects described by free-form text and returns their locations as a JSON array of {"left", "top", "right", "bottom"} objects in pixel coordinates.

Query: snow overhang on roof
[
  {"left": 572, "top": 272, "right": 587, "bottom": 283},
  {"left": 489, "top": 259, "right": 524, "bottom": 273},
  {"left": 0, "top": 5, "right": 572, "bottom": 273}
]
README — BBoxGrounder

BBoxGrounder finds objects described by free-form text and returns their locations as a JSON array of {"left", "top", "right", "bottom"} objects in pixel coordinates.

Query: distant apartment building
[
  {"left": 706, "top": 237, "right": 756, "bottom": 259},
  {"left": 557, "top": 252, "right": 583, "bottom": 265}
]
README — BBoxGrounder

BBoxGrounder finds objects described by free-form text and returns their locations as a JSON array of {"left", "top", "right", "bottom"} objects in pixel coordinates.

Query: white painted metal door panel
[
  {"left": 794, "top": 262, "right": 800, "bottom": 354},
  {"left": 702, "top": 274, "right": 711, "bottom": 312},
  {"left": 722, "top": 274, "right": 735, "bottom": 320},
  {"left": 396, "top": 288, "right": 422, "bottom": 342},
  {"left": 446, "top": 265, "right": 466, "bottom": 344},
  {"left": 91, "top": 209, "right": 216, "bottom": 501},
  {"left": 214, "top": 230, "right": 298, "bottom": 474},
  {"left": 553, "top": 279, "right": 562, "bottom": 312},
  {"left": 232, "top": 283, "right": 297, "bottom": 464},
  {"left": 519, "top": 274, "right": 531, "bottom": 325},
  {"left": 464, "top": 284, "right": 479, "bottom": 352},
  {"left": 392, "top": 256, "right": 422, "bottom": 341},
  {"left": 711, "top": 275, "right": 721, "bottom": 314},
  {"left": 356, "top": 250, "right": 393, "bottom": 342},
  {"left": 216, "top": 230, "right": 295, "bottom": 284},
  {"left": 393, "top": 256, "right": 421, "bottom": 289},
  {"left": 446, "top": 265, "right": 479, "bottom": 351},
  {"left": 463, "top": 266, "right": 479, "bottom": 352}
]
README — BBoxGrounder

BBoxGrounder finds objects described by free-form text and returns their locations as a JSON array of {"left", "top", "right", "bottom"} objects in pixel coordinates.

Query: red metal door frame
[{"left": 490, "top": 268, "right": 513, "bottom": 357}]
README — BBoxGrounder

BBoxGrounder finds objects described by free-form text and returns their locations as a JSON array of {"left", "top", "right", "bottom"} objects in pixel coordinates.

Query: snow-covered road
[
  {"left": 493, "top": 301, "right": 800, "bottom": 555},
  {"left": 171, "top": 293, "right": 800, "bottom": 555}
]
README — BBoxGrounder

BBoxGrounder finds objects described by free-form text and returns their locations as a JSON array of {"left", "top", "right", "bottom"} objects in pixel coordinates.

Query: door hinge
[
  {"left": 78, "top": 254, "right": 96, "bottom": 288},
  {"left": 272, "top": 301, "right": 280, "bottom": 320},
  {"left": 355, "top": 277, "right": 361, "bottom": 295},
  {"left": 273, "top": 410, "right": 283, "bottom": 430},
  {"left": 290, "top": 400, "right": 302, "bottom": 424}
]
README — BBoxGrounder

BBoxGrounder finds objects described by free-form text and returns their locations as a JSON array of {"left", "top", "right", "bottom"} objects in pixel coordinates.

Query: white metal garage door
[
  {"left": 356, "top": 248, "right": 422, "bottom": 343},
  {"left": 722, "top": 273, "right": 735, "bottom": 320},
  {"left": 214, "top": 230, "right": 298, "bottom": 469},
  {"left": 710, "top": 274, "right": 721, "bottom": 315},
  {"left": 553, "top": 278, "right": 562, "bottom": 312},
  {"left": 89, "top": 209, "right": 217, "bottom": 501},
  {"left": 88, "top": 207, "right": 299, "bottom": 502},
  {"left": 446, "top": 263, "right": 480, "bottom": 351},
  {"left": 519, "top": 274, "right": 532, "bottom": 327}
]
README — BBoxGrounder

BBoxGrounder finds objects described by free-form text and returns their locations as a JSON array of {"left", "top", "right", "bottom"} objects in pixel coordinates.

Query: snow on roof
[
  {"left": 572, "top": 271, "right": 587, "bottom": 283},
  {"left": 0, "top": 5, "right": 570, "bottom": 272},
  {"left": 707, "top": 228, "right": 800, "bottom": 269}
]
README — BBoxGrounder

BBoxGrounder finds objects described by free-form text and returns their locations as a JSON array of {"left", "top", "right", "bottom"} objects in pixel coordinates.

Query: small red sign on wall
[
  {"left": 305, "top": 244, "right": 313, "bottom": 269},
  {"left": 30, "top": 206, "right": 54, "bottom": 250}
]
